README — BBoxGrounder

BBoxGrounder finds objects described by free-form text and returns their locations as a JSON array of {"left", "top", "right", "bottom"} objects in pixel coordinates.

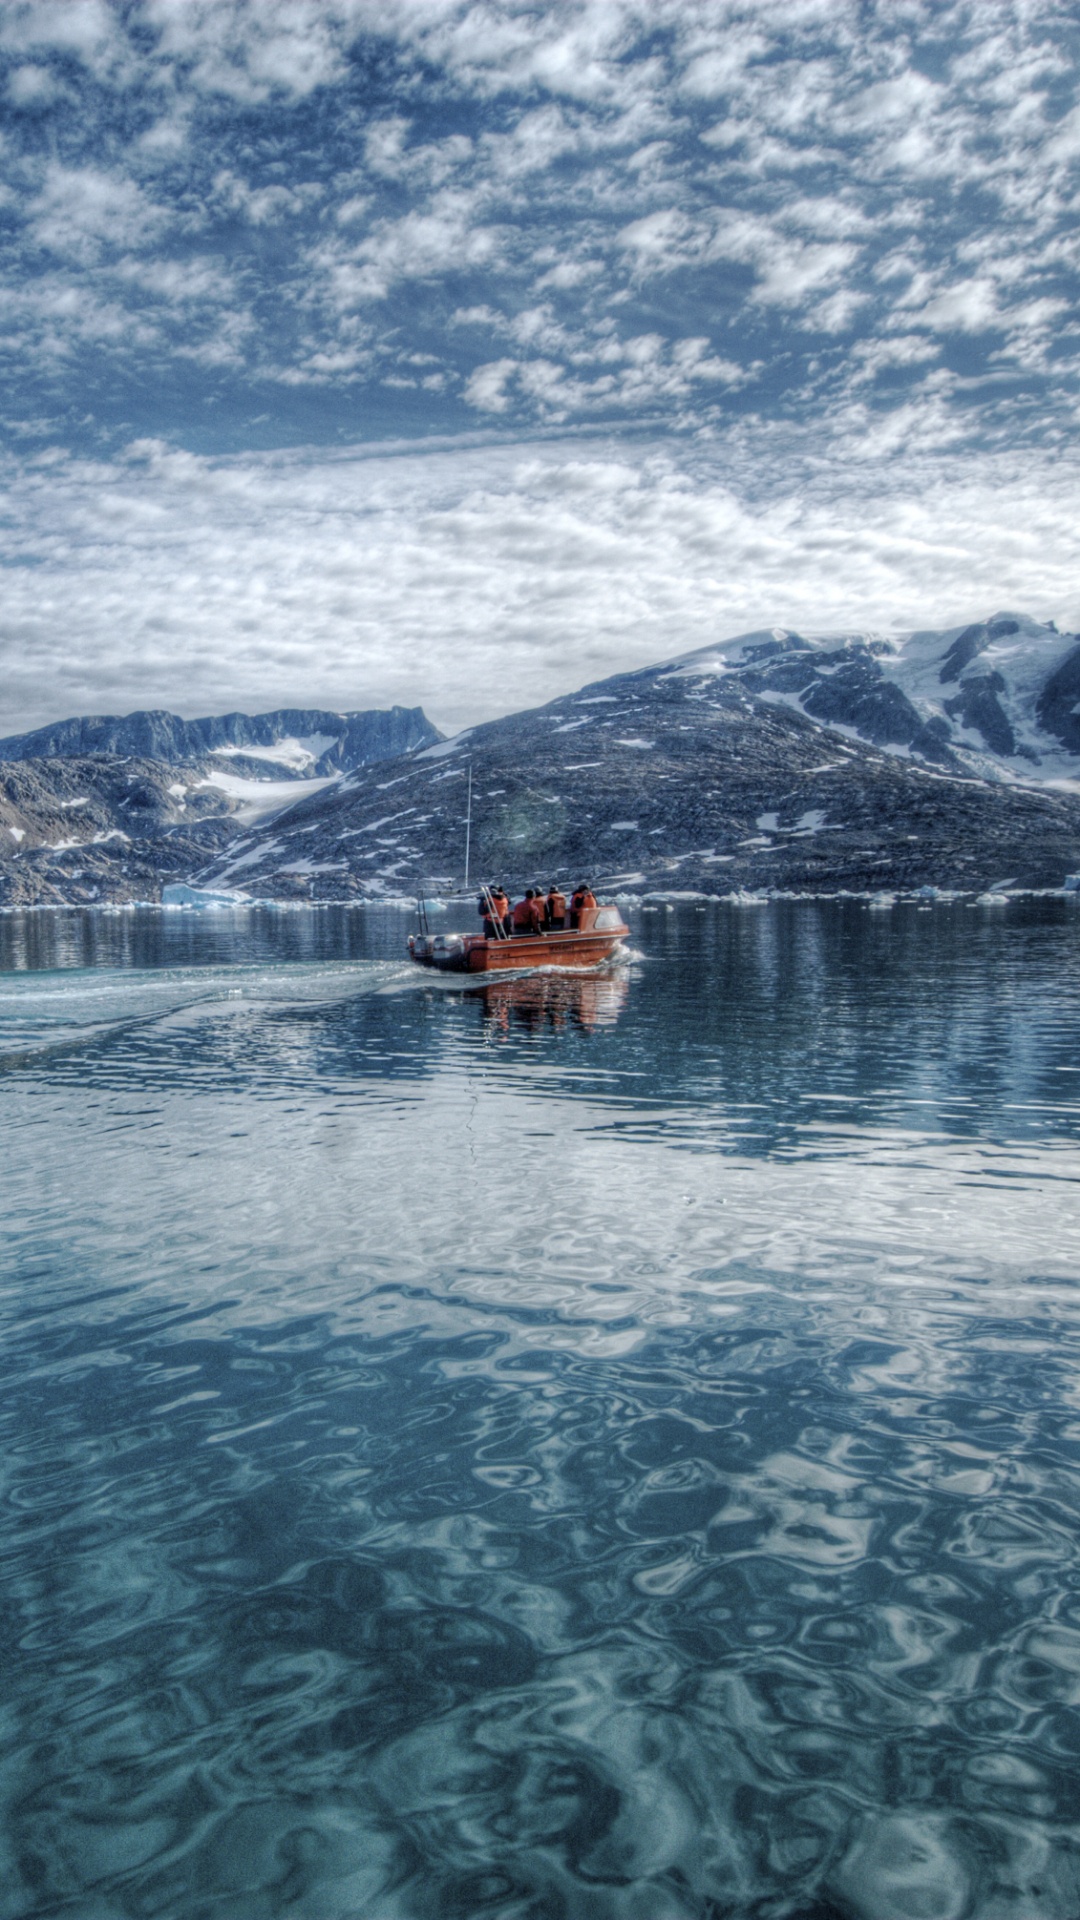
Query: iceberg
[{"left": 161, "top": 883, "right": 251, "bottom": 910}]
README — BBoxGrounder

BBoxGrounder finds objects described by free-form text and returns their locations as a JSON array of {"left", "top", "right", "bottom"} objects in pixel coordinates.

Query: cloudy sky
[{"left": 2, "top": 0, "right": 1079, "bottom": 735}]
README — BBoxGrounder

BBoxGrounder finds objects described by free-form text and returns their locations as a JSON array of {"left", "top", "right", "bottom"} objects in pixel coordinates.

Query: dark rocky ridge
[
  {"left": 716, "top": 630, "right": 959, "bottom": 763},
  {"left": 0, "top": 704, "right": 441, "bottom": 777},
  {"left": 194, "top": 654, "right": 1080, "bottom": 902}
]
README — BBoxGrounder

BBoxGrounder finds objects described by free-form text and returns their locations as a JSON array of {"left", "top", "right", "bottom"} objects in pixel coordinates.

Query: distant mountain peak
[
  {"left": 661, "top": 613, "right": 1079, "bottom": 783},
  {"left": 0, "top": 704, "right": 443, "bottom": 778}
]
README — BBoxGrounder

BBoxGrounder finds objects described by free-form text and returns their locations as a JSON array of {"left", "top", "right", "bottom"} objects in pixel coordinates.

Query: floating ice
[{"left": 160, "top": 883, "right": 251, "bottom": 909}]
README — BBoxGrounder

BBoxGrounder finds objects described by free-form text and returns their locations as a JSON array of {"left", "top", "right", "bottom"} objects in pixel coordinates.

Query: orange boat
[{"left": 408, "top": 899, "right": 629, "bottom": 973}]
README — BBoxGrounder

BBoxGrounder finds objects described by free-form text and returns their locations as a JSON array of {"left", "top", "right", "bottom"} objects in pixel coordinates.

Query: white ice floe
[{"left": 161, "top": 883, "right": 251, "bottom": 909}]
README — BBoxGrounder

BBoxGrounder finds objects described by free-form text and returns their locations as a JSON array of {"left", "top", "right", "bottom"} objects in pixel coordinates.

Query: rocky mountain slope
[
  {"left": 7, "top": 616, "right": 1080, "bottom": 907},
  {"left": 0, "top": 704, "right": 441, "bottom": 778},
  {"left": 0, "top": 756, "right": 243, "bottom": 905},
  {"left": 191, "top": 613, "right": 1080, "bottom": 903},
  {"left": 0, "top": 704, "right": 442, "bottom": 905}
]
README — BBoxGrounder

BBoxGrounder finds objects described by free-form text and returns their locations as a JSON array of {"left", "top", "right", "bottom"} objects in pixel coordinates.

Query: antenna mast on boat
[{"left": 463, "top": 760, "right": 473, "bottom": 890}]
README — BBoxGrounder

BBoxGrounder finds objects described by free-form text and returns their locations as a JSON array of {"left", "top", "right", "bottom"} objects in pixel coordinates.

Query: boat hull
[
  {"left": 467, "top": 928, "right": 626, "bottom": 972},
  {"left": 409, "top": 909, "right": 629, "bottom": 974}
]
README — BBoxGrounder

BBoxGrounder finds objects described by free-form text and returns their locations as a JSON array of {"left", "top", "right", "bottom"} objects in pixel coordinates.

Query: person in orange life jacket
[
  {"left": 569, "top": 883, "right": 596, "bottom": 928},
  {"left": 511, "top": 888, "right": 543, "bottom": 934},
  {"left": 481, "top": 886, "right": 510, "bottom": 936},
  {"left": 545, "top": 884, "right": 567, "bottom": 929}
]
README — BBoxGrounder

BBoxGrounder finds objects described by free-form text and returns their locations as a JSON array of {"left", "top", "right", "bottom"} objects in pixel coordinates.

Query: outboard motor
[{"left": 430, "top": 933, "right": 467, "bottom": 971}]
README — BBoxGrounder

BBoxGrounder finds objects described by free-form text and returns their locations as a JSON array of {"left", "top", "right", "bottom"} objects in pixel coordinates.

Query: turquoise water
[{"left": 3, "top": 898, "right": 1080, "bottom": 1920}]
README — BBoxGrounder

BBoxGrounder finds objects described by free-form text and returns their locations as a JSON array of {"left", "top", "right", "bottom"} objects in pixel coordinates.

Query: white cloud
[
  {"left": 28, "top": 165, "right": 169, "bottom": 263},
  {"left": 6, "top": 63, "right": 68, "bottom": 107},
  {"left": 909, "top": 277, "right": 1001, "bottom": 334},
  {"left": 0, "top": 0, "right": 116, "bottom": 62},
  {"left": 114, "top": 255, "right": 237, "bottom": 305},
  {"left": 678, "top": 28, "right": 770, "bottom": 100},
  {"left": 4, "top": 427, "right": 1079, "bottom": 738},
  {"left": 810, "top": 289, "right": 869, "bottom": 333},
  {"left": 213, "top": 171, "right": 323, "bottom": 226},
  {"left": 852, "top": 334, "right": 941, "bottom": 379},
  {"left": 752, "top": 239, "right": 856, "bottom": 307},
  {"left": 464, "top": 358, "right": 518, "bottom": 411},
  {"left": 313, "top": 193, "right": 503, "bottom": 305},
  {"left": 140, "top": 0, "right": 348, "bottom": 102},
  {"left": 535, "top": 257, "right": 604, "bottom": 290},
  {"left": 365, "top": 117, "right": 411, "bottom": 177}
]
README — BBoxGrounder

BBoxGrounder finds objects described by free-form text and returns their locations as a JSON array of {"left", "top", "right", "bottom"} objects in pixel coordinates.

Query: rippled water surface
[{"left": 4, "top": 898, "right": 1080, "bottom": 1920}]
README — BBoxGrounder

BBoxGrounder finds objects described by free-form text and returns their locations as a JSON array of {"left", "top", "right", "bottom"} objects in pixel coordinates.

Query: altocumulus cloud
[{"left": 0, "top": 0, "right": 1078, "bottom": 729}]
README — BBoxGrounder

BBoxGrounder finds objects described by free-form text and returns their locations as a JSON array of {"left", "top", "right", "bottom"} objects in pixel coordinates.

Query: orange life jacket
[
  {"left": 512, "top": 896, "right": 540, "bottom": 931},
  {"left": 547, "top": 890, "right": 567, "bottom": 919}
]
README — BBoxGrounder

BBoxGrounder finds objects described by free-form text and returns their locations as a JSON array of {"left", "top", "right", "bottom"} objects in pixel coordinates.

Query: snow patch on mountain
[
  {"left": 415, "top": 732, "right": 472, "bottom": 762},
  {"left": 197, "top": 770, "right": 339, "bottom": 824},
  {"left": 210, "top": 733, "right": 340, "bottom": 772},
  {"left": 665, "top": 613, "right": 1080, "bottom": 788}
]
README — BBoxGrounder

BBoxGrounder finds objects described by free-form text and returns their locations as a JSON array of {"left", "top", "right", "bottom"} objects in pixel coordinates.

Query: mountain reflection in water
[{"left": 2, "top": 898, "right": 1080, "bottom": 1920}]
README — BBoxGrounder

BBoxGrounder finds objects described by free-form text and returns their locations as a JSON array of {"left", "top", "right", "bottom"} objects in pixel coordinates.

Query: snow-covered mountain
[
  {"left": 666, "top": 613, "right": 1080, "bottom": 788},
  {"left": 6, "top": 615, "right": 1080, "bottom": 906},
  {"left": 0, "top": 704, "right": 441, "bottom": 777},
  {"left": 187, "top": 612, "right": 1080, "bottom": 904},
  {"left": 0, "top": 704, "right": 443, "bottom": 905}
]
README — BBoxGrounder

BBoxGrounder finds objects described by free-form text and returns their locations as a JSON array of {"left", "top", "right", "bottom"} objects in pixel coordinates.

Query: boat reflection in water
[{"left": 473, "top": 965, "right": 631, "bottom": 1034}]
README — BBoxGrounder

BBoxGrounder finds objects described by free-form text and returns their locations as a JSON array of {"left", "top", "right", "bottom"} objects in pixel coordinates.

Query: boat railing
[{"left": 479, "top": 884, "right": 511, "bottom": 939}]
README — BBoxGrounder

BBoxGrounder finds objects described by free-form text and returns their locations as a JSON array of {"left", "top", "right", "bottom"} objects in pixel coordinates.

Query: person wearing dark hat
[
  {"left": 544, "top": 884, "right": 567, "bottom": 930},
  {"left": 570, "top": 883, "right": 596, "bottom": 928}
]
